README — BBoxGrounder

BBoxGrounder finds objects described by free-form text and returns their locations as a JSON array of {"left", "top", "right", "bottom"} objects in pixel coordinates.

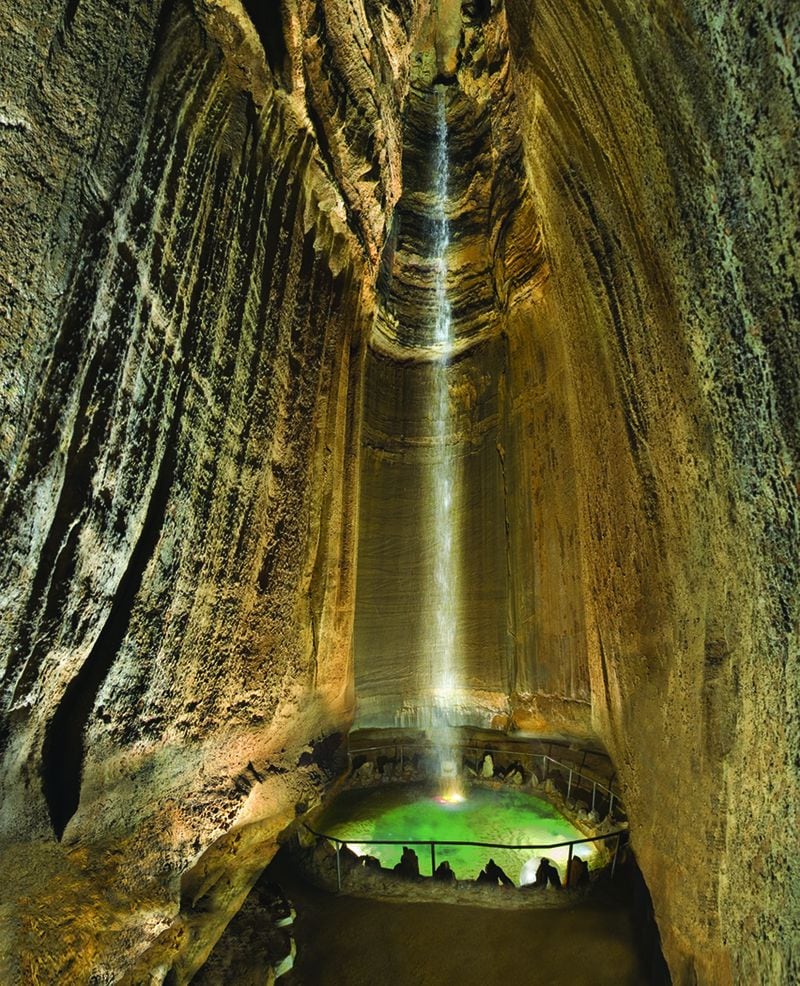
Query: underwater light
[{"left": 437, "top": 789, "right": 466, "bottom": 805}]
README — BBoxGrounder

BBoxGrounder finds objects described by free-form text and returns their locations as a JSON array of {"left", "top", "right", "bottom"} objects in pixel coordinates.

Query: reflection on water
[{"left": 315, "top": 784, "right": 595, "bottom": 882}]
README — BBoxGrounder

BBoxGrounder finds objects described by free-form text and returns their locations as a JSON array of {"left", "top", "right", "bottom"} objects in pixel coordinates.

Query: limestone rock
[{"left": 0, "top": 0, "right": 412, "bottom": 979}]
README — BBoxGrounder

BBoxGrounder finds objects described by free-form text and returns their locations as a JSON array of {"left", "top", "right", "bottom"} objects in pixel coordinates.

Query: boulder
[{"left": 353, "top": 761, "right": 375, "bottom": 782}]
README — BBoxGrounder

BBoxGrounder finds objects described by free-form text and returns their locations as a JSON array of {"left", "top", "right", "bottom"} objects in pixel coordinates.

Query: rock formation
[
  {"left": 353, "top": 0, "right": 586, "bottom": 730},
  {"left": 505, "top": 3, "right": 799, "bottom": 981},
  {"left": 1, "top": 0, "right": 415, "bottom": 979},
  {"left": 0, "top": 0, "right": 797, "bottom": 983}
]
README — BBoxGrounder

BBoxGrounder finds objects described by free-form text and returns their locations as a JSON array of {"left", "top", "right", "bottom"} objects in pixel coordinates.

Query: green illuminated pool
[{"left": 315, "top": 784, "right": 594, "bottom": 883}]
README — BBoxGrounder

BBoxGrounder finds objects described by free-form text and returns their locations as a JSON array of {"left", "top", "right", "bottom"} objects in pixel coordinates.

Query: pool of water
[{"left": 314, "top": 784, "right": 594, "bottom": 884}]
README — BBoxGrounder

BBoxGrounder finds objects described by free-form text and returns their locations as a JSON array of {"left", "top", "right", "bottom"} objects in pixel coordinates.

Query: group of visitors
[
  {"left": 476, "top": 858, "right": 514, "bottom": 887},
  {"left": 380, "top": 847, "right": 589, "bottom": 889}
]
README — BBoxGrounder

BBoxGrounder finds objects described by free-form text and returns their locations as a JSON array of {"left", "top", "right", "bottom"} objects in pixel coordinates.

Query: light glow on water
[
  {"left": 317, "top": 784, "right": 593, "bottom": 882},
  {"left": 437, "top": 790, "right": 466, "bottom": 805}
]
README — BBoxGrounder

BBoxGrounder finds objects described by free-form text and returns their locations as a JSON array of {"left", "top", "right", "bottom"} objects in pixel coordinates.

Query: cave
[{"left": 0, "top": 0, "right": 797, "bottom": 983}]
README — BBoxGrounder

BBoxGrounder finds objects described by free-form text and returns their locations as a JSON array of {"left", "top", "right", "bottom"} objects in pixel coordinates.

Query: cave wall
[
  {"left": 0, "top": 0, "right": 421, "bottom": 980},
  {"left": 505, "top": 0, "right": 799, "bottom": 981},
  {"left": 353, "top": 3, "right": 591, "bottom": 732},
  {"left": 356, "top": 338, "right": 515, "bottom": 726}
]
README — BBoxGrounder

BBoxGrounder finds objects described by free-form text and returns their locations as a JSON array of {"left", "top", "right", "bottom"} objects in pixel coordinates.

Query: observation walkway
[
  {"left": 305, "top": 820, "right": 627, "bottom": 892},
  {"left": 304, "top": 737, "right": 628, "bottom": 893}
]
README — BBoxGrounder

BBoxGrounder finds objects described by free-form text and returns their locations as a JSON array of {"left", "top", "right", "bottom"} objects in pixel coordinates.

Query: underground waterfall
[
  {"left": 427, "top": 88, "right": 464, "bottom": 799},
  {"left": 4, "top": 0, "right": 793, "bottom": 978}
]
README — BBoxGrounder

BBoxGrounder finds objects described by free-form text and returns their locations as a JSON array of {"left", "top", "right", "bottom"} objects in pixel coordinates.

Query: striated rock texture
[
  {"left": 354, "top": 1, "right": 589, "bottom": 729},
  {"left": 504, "top": 0, "right": 800, "bottom": 982},
  {"left": 0, "top": 0, "right": 420, "bottom": 980},
  {"left": 0, "top": 0, "right": 797, "bottom": 984}
]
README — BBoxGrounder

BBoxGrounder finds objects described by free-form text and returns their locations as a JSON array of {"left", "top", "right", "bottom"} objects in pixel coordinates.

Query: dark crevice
[
  {"left": 241, "top": 0, "right": 287, "bottom": 81},
  {"left": 61, "top": 0, "right": 80, "bottom": 36},
  {"left": 623, "top": 854, "right": 673, "bottom": 985},
  {"left": 3, "top": 245, "right": 134, "bottom": 697},
  {"left": 462, "top": 0, "right": 493, "bottom": 24},
  {"left": 40, "top": 385, "right": 185, "bottom": 840}
]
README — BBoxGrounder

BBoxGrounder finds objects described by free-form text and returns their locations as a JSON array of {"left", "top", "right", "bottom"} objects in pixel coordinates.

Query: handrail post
[
  {"left": 567, "top": 769, "right": 573, "bottom": 802},
  {"left": 430, "top": 843, "right": 436, "bottom": 877},
  {"left": 542, "top": 755, "right": 548, "bottom": 779},
  {"left": 565, "top": 843, "right": 573, "bottom": 888},
  {"left": 592, "top": 782, "right": 597, "bottom": 813},
  {"left": 335, "top": 843, "right": 342, "bottom": 891},
  {"left": 609, "top": 792, "right": 615, "bottom": 818},
  {"left": 611, "top": 833, "right": 621, "bottom": 879}
]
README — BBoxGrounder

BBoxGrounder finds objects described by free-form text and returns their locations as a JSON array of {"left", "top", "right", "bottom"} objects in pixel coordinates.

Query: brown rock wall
[
  {"left": 0, "top": 0, "right": 166, "bottom": 477},
  {"left": 0, "top": 0, "right": 417, "bottom": 980},
  {"left": 503, "top": 294, "right": 591, "bottom": 706},
  {"left": 505, "top": 0, "right": 799, "bottom": 981},
  {"left": 0, "top": 0, "right": 797, "bottom": 982}
]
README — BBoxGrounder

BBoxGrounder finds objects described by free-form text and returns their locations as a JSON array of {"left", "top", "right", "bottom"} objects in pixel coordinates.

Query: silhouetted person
[
  {"left": 477, "top": 857, "right": 514, "bottom": 887},
  {"left": 568, "top": 855, "right": 589, "bottom": 888},
  {"left": 434, "top": 860, "right": 456, "bottom": 882},
  {"left": 534, "top": 858, "right": 549, "bottom": 888},
  {"left": 393, "top": 846, "right": 420, "bottom": 879},
  {"left": 339, "top": 843, "right": 359, "bottom": 866},
  {"left": 534, "top": 857, "right": 561, "bottom": 888}
]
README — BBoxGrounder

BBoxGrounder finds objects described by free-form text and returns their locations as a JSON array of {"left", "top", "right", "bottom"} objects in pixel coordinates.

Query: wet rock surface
[{"left": 505, "top": 2, "right": 800, "bottom": 982}]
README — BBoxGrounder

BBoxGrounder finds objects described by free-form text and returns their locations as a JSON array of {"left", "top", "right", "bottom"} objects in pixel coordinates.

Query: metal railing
[
  {"left": 347, "top": 743, "right": 623, "bottom": 818},
  {"left": 304, "top": 822, "right": 627, "bottom": 891}
]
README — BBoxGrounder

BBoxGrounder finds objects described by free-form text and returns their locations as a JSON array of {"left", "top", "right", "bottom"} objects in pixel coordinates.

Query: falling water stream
[{"left": 428, "top": 87, "right": 462, "bottom": 796}]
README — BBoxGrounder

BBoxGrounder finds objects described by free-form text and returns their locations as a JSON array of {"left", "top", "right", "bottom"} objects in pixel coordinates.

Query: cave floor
[{"left": 269, "top": 855, "right": 650, "bottom": 986}]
